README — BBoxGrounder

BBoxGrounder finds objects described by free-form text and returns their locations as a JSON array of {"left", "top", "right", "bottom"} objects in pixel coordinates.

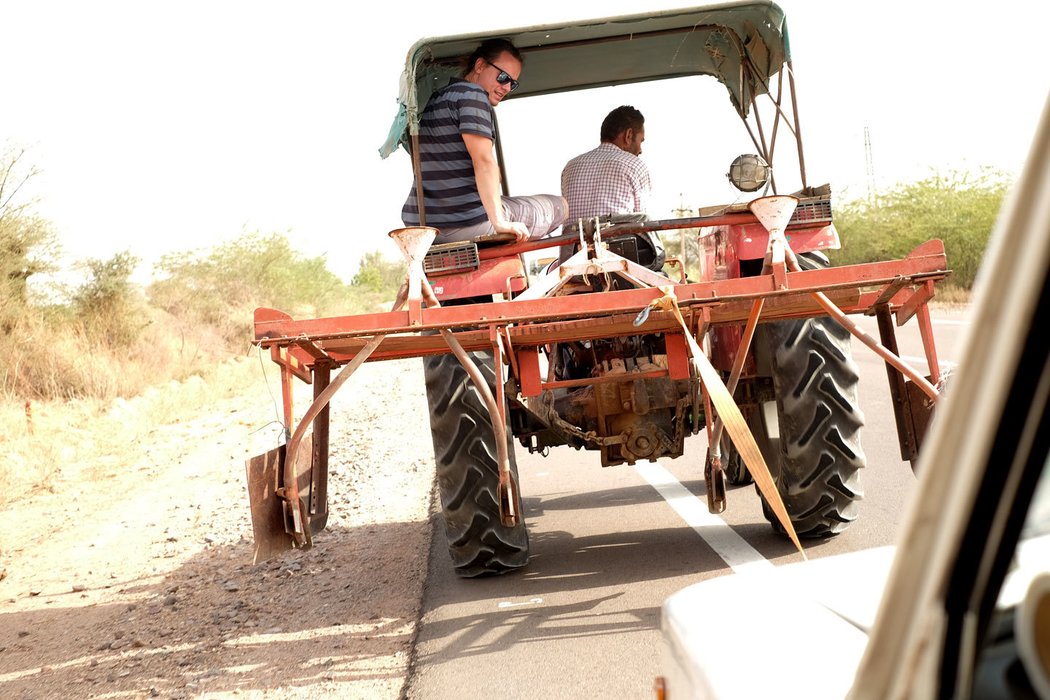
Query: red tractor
[{"left": 248, "top": 2, "right": 948, "bottom": 577}]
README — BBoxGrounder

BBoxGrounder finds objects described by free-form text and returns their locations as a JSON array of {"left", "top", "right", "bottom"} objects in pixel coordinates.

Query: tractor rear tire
[
  {"left": 753, "top": 257, "right": 866, "bottom": 537},
  {"left": 423, "top": 350, "right": 530, "bottom": 577}
]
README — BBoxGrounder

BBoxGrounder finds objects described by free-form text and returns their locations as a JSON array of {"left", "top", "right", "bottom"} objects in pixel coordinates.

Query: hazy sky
[{"left": 3, "top": 0, "right": 1048, "bottom": 282}]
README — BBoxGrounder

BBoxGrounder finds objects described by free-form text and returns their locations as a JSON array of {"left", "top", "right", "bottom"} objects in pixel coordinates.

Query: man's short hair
[
  {"left": 464, "top": 38, "right": 523, "bottom": 76},
  {"left": 600, "top": 105, "right": 645, "bottom": 142}
]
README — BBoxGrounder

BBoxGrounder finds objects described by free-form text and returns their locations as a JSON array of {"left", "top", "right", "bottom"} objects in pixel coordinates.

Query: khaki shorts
[{"left": 435, "top": 194, "right": 568, "bottom": 244}]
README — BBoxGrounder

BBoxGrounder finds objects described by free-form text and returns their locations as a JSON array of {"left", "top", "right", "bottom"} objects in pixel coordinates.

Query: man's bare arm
[{"left": 463, "top": 133, "right": 529, "bottom": 241}]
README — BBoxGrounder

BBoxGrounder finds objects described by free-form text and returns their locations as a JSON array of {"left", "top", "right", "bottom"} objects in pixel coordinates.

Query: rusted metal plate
[
  {"left": 270, "top": 345, "right": 313, "bottom": 384},
  {"left": 309, "top": 369, "right": 331, "bottom": 535},
  {"left": 246, "top": 445, "right": 294, "bottom": 564},
  {"left": 905, "top": 378, "right": 937, "bottom": 470},
  {"left": 428, "top": 256, "right": 528, "bottom": 301},
  {"left": 245, "top": 432, "right": 315, "bottom": 564}
]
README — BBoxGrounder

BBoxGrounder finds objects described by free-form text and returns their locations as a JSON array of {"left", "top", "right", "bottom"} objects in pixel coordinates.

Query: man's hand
[{"left": 495, "top": 220, "right": 530, "bottom": 242}]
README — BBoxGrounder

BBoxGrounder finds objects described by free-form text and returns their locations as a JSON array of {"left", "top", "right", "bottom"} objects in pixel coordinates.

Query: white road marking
[
  {"left": 497, "top": 597, "right": 544, "bottom": 609},
  {"left": 634, "top": 460, "right": 773, "bottom": 575}
]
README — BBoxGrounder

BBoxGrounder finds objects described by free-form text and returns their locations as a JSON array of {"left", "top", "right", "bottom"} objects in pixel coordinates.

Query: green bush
[
  {"left": 148, "top": 232, "right": 354, "bottom": 345},
  {"left": 831, "top": 169, "right": 1011, "bottom": 289},
  {"left": 73, "top": 251, "right": 144, "bottom": 346},
  {"left": 1, "top": 157, "right": 400, "bottom": 401},
  {"left": 353, "top": 250, "right": 405, "bottom": 294}
]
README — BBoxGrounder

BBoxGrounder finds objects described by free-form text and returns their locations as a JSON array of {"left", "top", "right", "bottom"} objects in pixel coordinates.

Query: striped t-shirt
[{"left": 401, "top": 79, "right": 494, "bottom": 227}]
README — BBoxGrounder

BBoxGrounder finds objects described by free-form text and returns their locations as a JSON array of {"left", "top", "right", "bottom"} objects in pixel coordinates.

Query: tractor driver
[
  {"left": 561, "top": 105, "right": 652, "bottom": 222},
  {"left": 559, "top": 105, "right": 661, "bottom": 264}
]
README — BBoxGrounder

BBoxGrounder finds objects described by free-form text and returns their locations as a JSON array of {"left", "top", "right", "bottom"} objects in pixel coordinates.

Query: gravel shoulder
[{"left": 0, "top": 357, "right": 436, "bottom": 699}]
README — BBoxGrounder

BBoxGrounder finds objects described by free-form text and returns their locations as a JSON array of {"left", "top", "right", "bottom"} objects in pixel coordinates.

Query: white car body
[{"left": 662, "top": 546, "right": 893, "bottom": 698}]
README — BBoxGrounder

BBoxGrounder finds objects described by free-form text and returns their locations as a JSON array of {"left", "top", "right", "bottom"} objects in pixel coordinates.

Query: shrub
[
  {"left": 2, "top": 149, "right": 397, "bottom": 404},
  {"left": 832, "top": 168, "right": 1011, "bottom": 289},
  {"left": 149, "top": 232, "right": 353, "bottom": 347},
  {"left": 1, "top": 148, "right": 58, "bottom": 334},
  {"left": 72, "top": 251, "right": 145, "bottom": 346},
  {"left": 353, "top": 250, "right": 405, "bottom": 295}
]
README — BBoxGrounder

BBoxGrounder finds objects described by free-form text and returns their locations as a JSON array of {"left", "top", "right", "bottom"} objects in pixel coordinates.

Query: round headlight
[{"left": 727, "top": 154, "right": 771, "bottom": 192}]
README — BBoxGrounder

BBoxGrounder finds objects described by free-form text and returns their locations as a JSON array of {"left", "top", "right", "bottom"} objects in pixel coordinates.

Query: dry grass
[
  {"left": 0, "top": 289, "right": 397, "bottom": 506},
  {"left": 932, "top": 283, "right": 971, "bottom": 306},
  {"left": 0, "top": 354, "right": 281, "bottom": 507},
  {"left": 0, "top": 306, "right": 249, "bottom": 401},
  {"left": 0, "top": 230, "right": 407, "bottom": 510}
]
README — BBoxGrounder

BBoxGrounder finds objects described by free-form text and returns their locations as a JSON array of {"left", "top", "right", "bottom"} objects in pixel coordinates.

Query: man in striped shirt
[{"left": 401, "top": 39, "right": 566, "bottom": 244}]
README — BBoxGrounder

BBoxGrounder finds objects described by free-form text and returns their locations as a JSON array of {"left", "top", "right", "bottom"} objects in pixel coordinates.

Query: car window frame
[{"left": 938, "top": 271, "right": 1050, "bottom": 696}]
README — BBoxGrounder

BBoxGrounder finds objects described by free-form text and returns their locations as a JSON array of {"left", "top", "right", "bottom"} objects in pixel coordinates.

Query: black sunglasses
[{"left": 486, "top": 60, "right": 519, "bottom": 92}]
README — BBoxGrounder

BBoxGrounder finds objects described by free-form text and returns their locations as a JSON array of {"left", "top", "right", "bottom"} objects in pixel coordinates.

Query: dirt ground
[{"left": 0, "top": 357, "right": 437, "bottom": 699}]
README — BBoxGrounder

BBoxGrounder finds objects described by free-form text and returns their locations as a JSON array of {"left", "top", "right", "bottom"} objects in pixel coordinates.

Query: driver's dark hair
[
  {"left": 464, "top": 38, "right": 523, "bottom": 76},
  {"left": 600, "top": 105, "right": 645, "bottom": 142}
]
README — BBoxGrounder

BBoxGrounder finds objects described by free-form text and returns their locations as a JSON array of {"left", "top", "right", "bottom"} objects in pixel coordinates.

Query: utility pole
[
  {"left": 673, "top": 193, "right": 696, "bottom": 276},
  {"left": 864, "top": 125, "right": 876, "bottom": 204}
]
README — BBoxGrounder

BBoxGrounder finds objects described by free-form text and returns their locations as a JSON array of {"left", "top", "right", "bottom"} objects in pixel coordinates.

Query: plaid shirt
[{"left": 560, "top": 142, "right": 652, "bottom": 223}]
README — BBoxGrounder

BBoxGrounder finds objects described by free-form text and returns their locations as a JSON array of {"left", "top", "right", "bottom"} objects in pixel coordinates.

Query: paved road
[{"left": 406, "top": 308, "right": 970, "bottom": 698}]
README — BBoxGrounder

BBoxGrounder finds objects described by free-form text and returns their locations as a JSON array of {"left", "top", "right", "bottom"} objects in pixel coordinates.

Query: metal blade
[{"left": 245, "top": 445, "right": 296, "bottom": 564}]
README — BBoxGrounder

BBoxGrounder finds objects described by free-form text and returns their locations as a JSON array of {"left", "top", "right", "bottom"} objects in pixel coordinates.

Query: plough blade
[
  {"left": 903, "top": 376, "right": 939, "bottom": 469},
  {"left": 245, "top": 433, "right": 317, "bottom": 564},
  {"left": 246, "top": 445, "right": 294, "bottom": 563}
]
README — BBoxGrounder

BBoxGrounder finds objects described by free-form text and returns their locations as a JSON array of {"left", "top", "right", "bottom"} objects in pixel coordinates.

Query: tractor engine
[
  {"left": 512, "top": 232, "right": 692, "bottom": 467},
  {"left": 539, "top": 333, "right": 692, "bottom": 467}
]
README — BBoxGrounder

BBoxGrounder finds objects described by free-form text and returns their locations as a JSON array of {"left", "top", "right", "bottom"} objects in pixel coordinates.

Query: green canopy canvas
[{"left": 380, "top": 1, "right": 791, "bottom": 159}]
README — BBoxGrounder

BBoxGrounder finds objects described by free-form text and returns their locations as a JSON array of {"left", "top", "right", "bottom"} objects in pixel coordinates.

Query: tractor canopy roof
[{"left": 380, "top": 0, "right": 790, "bottom": 158}]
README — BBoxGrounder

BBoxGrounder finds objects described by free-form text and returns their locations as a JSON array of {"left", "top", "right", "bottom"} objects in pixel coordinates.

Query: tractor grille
[
  {"left": 423, "top": 241, "right": 480, "bottom": 276},
  {"left": 789, "top": 195, "right": 833, "bottom": 226}
]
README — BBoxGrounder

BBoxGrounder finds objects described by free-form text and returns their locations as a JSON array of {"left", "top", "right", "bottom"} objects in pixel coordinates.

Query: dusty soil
[{"left": 0, "top": 358, "right": 437, "bottom": 699}]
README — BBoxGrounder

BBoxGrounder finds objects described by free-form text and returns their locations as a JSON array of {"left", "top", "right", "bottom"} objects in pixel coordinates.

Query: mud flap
[{"left": 245, "top": 433, "right": 319, "bottom": 564}]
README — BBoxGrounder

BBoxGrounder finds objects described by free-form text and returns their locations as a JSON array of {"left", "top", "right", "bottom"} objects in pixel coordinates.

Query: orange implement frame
[
  {"left": 256, "top": 241, "right": 948, "bottom": 363},
  {"left": 246, "top": 231, "right": 950, "bottom": 563}
]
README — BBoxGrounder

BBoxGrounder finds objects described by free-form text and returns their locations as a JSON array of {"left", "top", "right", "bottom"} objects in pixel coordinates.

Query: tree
[
  {"left": 148, "top": 231, "right": 351, "bottom": 344},
  {"left": 0, "top": 147, "right": 58, "bottom": 333},
  {"left": 352, "top": 250, "right": 404, "bottom": 294},
  {"left": 662, "top": 199, "right": 701, "bottom": 281},
  {"left": 73, "top": 251, "right": 143, "bottom": 345}
]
